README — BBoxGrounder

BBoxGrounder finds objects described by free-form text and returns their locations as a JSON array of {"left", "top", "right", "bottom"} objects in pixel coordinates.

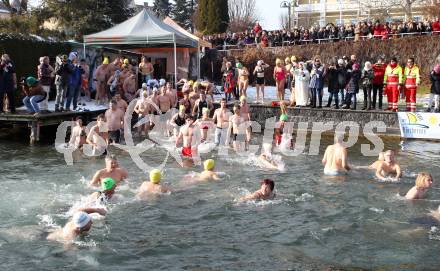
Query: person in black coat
[
  {"left": 429, "top": 65, "right": 440, "bottom": 112},
  {"left": 337, "top": 59, "right": 348, "bottom": 107},
  {"left": 325, "top": 61, "right": 340, "bottom": 108}
]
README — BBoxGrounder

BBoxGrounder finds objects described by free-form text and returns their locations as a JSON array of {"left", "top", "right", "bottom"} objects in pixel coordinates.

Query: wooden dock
[{"left": 0, "top": 101, "right": 107, "bottom": 143}]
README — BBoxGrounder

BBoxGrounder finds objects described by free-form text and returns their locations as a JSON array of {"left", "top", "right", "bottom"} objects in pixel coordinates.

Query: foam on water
[{"left": 369, "top": 207, "right": 385, "bottom": 214}]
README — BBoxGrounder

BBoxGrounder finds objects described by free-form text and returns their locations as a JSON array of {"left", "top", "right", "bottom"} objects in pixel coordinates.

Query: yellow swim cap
[
  {"left": 276, "top": 58, "right": 282, "bottom": 65},
  {"left": 179, "top": 104, "right": 185, "bottom": 112},
  {"left": 240, "top": 95, "right": 246, "bottom": 102},
  {"left": 202, "top": 107, "right": 209, "bottom": 114},
  {"left": 103, "top": 57, "right": 109, "bottom": 65},
  {"left": 188, "top": 80, "right": 194, "bottom": 86},
  {"left": 193, "top": 81, "right": 200, "bottom": 88},
  {"left": 150, "top": 169, "right": 162, "bottom": 184},
  {"left": 285, "top": 57, "right": 291, "bottom": 64},
  {"left": 204, "top": 159, "right": 215, "bottom": 171},
  {"left": 291, "top": 55, "right": 297, "bottom": 62},
  {"left": 123, "top": 59, "right": 129, "bottom": 65}
]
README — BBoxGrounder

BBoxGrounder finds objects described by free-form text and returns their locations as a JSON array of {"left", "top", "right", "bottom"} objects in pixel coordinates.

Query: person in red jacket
[
  {"left": 372, "top": 57, "right": 386, "bottom": 109},
  {"left": 373, "top": 21, "right": 383, "bottom": 39},
  {"left": 432, "top": 17, "right": 440, "bottom": 35}
]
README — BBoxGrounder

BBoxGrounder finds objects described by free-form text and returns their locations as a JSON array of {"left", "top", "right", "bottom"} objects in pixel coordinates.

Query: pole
[
  {"left": 288, "top": 5, "right": 291, "bottom": 30},
  {"left": 83, "top": 43, "right": 86, "bottom": 59},
  {"left": 173, "top": 34, "right": 177, "bottom": 88},
  {"left": 197, "top": 45, "right": 201, "bottom": 80}
]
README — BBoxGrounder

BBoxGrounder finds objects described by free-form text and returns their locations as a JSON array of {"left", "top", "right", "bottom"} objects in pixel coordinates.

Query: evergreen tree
[
  {"left": 195, "top": 0, "right": 208, "bottom": 33},
  {"left": 153, "top": 0, "right": 171, "bottom": 18},
  {"left": 206, "top": 0, "right": 229, "bottom": 34},
  {"left": 39, "top": 0, "right": 134, "bottom": 40},
  {"left": 171, "top": 0, "right": 191, "bottom": 30}
]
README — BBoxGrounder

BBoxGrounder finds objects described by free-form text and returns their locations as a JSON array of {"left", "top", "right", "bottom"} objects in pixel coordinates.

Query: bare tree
[
  {"left": 359, "top": 0, "right": 427, "bottom": 20},
  {"left": 228, "top": 0, "right": 259, "bottom": 32}
]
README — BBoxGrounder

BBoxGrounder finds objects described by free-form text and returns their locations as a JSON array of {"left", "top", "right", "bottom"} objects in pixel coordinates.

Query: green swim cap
[
  {"left": 280, "top": 114, "right": 288, "bottom": 122},
  {"left": 102, "top": 177, "right": 116, "bottom": 191},
  {"left": 236, "top": 62, "right": 243, "bottom": 68}
]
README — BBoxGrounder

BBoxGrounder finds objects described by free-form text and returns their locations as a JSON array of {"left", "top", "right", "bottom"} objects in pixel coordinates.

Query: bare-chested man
[
  {"left": 105, "top": 100, "right": 124, "bottom": 144},
  {"left": 86, "top": 114, "right": 108, "bottom": 155},
  {"left": 194, "top": 108, "right": 214, "bottom": 143},
  {"left": 114, "top": 93, "right": 128, "bottom": 113},
  {"left": 89, "top": 154, "right": 128, "bottom": 187},
  {"left": 108, "top": 57, "right": 122, "bottom": 75},
  {"left": 139, "top": 56, "right": 154, "bottom": 83},
  {"left": 157, "top": 87, "right": 172, "bottom": 113},
  {"left": 213, "top": 98, "right": 232, "bottom": 146},
  {"left": 226, "top": 104, "right": 245, "bottom": 152},
  {"left": 176, "top": 114, "right": 199, "bottom": 159},
  {"left": 123, "top": 74, "right": 137, "bottom": 102},
  {"left": 239, "top": 96, "right": 252, "bottom": 147},
  {"left": 119, "top": 64, "right": 131, "bottom": 87},
  {"left": 375, "top": 150, "right": 401, "bottom": 181},
  {"left": 136, "top": 169, "right": 171, "bottom": 199},
  {"left": 165, "top": 82, "right": 177, "bottom": 108},
  {"left": 322, "top": 133, "right": 350, "bottom": 176},
  {"left": 134, "top": 90, "right": 152, "bottom": 137},
  {"left": 94, "top": 57, "right": 110, "bottom": 104}
]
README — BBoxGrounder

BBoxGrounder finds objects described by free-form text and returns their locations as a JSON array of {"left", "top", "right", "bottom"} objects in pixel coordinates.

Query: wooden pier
[{"left": 0, "top": 102, "right": 106, "bottom": 143}]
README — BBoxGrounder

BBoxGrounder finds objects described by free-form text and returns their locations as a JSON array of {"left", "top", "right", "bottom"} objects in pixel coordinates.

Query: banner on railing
[{"left": 398, "top": 112, "right": 440, "bottom": 139}]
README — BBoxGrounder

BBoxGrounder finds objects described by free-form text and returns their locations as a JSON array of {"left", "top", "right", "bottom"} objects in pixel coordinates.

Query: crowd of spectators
[{"left": 204, "top": 17, "right": 440, "bottom": 50}]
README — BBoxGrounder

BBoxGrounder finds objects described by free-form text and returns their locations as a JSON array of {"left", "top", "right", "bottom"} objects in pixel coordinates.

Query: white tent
[{"left": 83, "top": 8, "right": 199, "bottom": 84}]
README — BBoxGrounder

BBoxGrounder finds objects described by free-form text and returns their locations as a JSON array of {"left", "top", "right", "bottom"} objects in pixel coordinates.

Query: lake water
[{"left": 1, "top": 130, "right": 440, "bottom": 270}]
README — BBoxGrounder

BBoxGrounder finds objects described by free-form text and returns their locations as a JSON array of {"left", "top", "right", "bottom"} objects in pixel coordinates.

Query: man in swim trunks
[
  {"left": 375, "top": 150, "right": 401, "bottom": 181},
  {"left": 238, "top": 179, "right": 276, "bottom": 202},
  {"left": 226, "top": 104, "right": 245, "bottom": 152},
  {"left": 134, "top": 90, "right": 153, "bottom": 137},
  {"left": 176, "top": 115, "right": 199, "bottom": 158},
  {"left": 105, "top": 100, "right": 124, "bottom": 144},
  {"left": 322, "top": 133, "right": 350, "bottom": 175},
  {"left": 88, "top": 177, "right": 117, "bottom": 205},
  {"left": 157, "top": 87, "right": 172, "bottom": 113},
  {"left": 94, "top": 58, "right": 110, "bottom": 104},
  {"left": 89, "top": 154, "right": 128, "bottom": 187},
  {"left": 239, "top": 96, "right": 252, "bottom": 148},
  {"left": 213, "top": 98, "right": 232, "bottom": 146},
  {"left": 86, "top": 114, "right": 108, "bottom": 155},
  {"left": 47, "top": 208, "right": 107, "bottom": 243},
  {"left": 139, "top": 56, "right": 154, "bottom": 83},
  {"left": 136, "top": 169, "right": 171, "bottom": 199},
  {"left": 165, "top": 82, "right": 177, "bottom": 108}
]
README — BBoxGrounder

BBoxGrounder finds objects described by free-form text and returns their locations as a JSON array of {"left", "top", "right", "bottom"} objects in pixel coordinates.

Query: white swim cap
[
  {"left": 72, "top": 212, "right": 91, "bottom": 229},
  {"left": 337, "top": 59, "right": 344, "bottom": 66},
  {"left": 142, "top": 83, "right": 148, "bottom": 89},
  {"left": 159, "top": 79, "right": 166, "bottom": 86},
  {"left": 257, "top": 60, "right": 263, "bottom": 66}
]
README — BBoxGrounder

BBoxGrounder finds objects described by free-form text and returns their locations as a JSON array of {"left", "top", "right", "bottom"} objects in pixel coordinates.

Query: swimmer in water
[
  {"left": 89, "top": 154, "right": 128, "bottom": 187},
  {"left": 322, "top": 133, "right": 350, "bottom": 176},
  {"left": 368, "top": 152, "right": 385, "bottom": 170},
  {"left": 258, "top": 143, "right": 280, "bottom": 170},
  {"left": 405, "top": 172, "right": 433, "bottom": 200},
  {"left": 88, "top": 177, "right": 117, "bottom": 205},
  {"left": 375, "top": 150, "right": 401, "bottom": 181},
  {"left": 137, "top": 169, "right": 171, "bottom": 199},
  {"left": 238, "top": 179, "right": 276, "bottom": 202},
  {"left": 191, "top": 159, "right": 221, "bottom": 181},
  {"left": 47, "top": 208, "right": 106, "bottom": 243}
]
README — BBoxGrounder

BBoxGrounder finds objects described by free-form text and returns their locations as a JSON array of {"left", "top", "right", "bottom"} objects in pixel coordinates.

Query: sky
[{"left": 29, "top": 0, "right": 284, "bottom": 30}]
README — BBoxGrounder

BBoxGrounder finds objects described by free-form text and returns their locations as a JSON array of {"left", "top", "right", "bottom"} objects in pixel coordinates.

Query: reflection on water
[{"left": 0, "top": 136, "right": 440, "bottom": 270}]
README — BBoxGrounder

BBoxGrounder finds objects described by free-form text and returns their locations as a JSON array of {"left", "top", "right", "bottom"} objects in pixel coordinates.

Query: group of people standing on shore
[{"left": 223, "top": 54, "right": 440, "bottom": 112}]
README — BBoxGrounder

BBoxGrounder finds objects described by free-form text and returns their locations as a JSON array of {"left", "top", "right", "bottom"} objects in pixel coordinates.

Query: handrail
[{"left": 212, "top": 30, "right": 440, "bottom": 52}]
